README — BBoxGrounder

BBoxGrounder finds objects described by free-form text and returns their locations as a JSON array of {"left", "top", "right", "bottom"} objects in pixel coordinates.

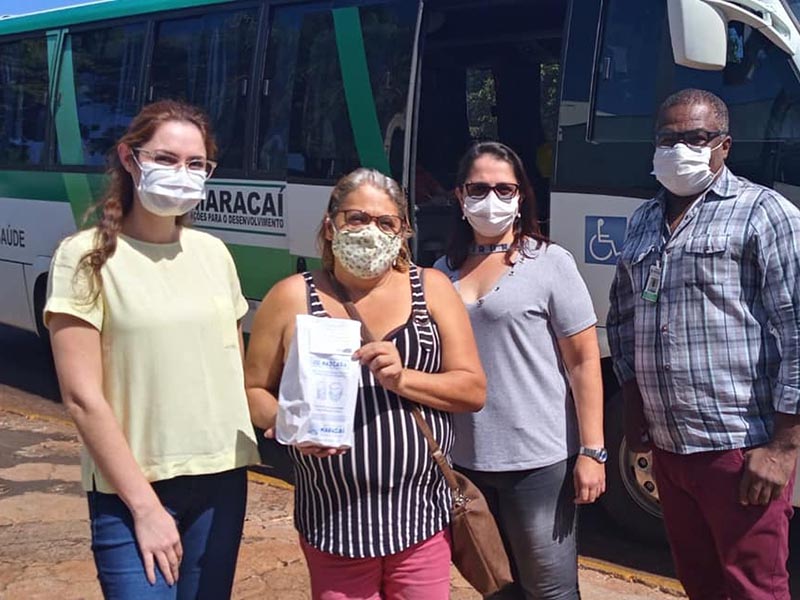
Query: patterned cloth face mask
[{"left": 332, "top": 223, "right": 403, "bottom": 279}]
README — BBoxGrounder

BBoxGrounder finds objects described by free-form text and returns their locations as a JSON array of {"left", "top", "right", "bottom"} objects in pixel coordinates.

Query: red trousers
[
  {"left": 652, "top": 447, "right": 795, "bottom": 600},
  {"left": 299, "top": 529, "right": 451, "bottom": 600}
]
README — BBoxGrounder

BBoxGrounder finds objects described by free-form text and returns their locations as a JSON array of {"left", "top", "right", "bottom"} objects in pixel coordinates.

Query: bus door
[
  {"left": 253, "top": 0, "right": 423, "bottom": 277},
  {"left": 411, "top": 0, "right": 567, "bottom": 266}
]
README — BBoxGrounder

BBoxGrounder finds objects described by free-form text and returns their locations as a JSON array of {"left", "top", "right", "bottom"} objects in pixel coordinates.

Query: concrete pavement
[{"left": 0, "top": 394, "right": 683, "bottom": 599}]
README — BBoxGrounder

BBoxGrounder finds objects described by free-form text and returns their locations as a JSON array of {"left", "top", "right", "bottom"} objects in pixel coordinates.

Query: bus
[{"left": 2, "top": 0, "right": 800, "bottom": 541}]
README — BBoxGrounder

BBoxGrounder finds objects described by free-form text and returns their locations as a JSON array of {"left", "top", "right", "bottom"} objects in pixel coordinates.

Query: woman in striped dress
[{"left": 245, "top": 168, "right": 486, "bottom": 600}]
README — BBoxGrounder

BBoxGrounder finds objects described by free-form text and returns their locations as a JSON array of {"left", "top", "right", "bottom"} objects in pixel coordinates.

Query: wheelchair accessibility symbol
[{"left": 585, "top": 216, "right": 627, "bottom": 265}]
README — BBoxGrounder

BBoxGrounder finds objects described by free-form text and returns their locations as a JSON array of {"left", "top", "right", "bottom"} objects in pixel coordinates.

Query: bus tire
[
  {"left": 600, "top": 390, "right": 667, "bottom": 544},
  {"left": 33, "top": 275, "right": 53, "bottom": 357}
]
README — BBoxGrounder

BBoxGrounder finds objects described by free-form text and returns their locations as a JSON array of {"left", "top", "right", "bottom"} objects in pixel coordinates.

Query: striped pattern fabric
[
  {"left": 291, "top": 266, "right": 453, "bottom": 557},
  {"left": 607, "top": 168, "right": 800, "bottom": 454}
]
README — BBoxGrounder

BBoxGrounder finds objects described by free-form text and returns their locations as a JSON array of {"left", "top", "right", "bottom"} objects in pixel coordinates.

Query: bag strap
[{"left": 326, "top": 271, "right": 463, "bottom": 495}]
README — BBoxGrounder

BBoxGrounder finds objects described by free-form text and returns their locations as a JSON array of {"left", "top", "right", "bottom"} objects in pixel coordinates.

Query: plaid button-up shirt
[{"left": 607, "top": 167, "right": 800, "bottom": 454}]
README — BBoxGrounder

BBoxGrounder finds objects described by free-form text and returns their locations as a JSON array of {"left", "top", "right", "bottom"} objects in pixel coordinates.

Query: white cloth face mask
[
  {"left": 652, "top": 140, "right": 724, "bottom": 197},
  {"left": 137, "top": 163, "right": 207, "bottom": 217},
  {"left": 331, "top": 223, "right": 403, "bottom": 279},
  {"left": 462, "top": 191, "right": 519, "bottom": 238}
]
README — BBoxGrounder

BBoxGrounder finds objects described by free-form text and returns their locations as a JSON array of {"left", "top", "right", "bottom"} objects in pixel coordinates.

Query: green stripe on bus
[
  {"left": 227, "top": 245, "right": 293, "bottom": 300},
  {"left": 332, "top": 7, "right": 391, "bottom": 176},
  {"left": 47, "top": 30, "right": 98, "bottom": 223},
  {"left": 228, "top": 244, "right": 322, "bottom": 300},
  {"left": 0, "top": 171, "right": 96, "bottom": 202},
  {"left": 52, "top": 35, "right": 85, "bottom": 165},
  {"left": 0, "top": 0, "right": 237, "bottom": 36}
]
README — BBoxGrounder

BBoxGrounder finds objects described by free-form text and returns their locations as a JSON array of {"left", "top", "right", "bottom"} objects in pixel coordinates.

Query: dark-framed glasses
[
  {"left": 133, "top": 148, "right": 217, "bottom": 178},
  {"left": 464, "top": 182, "right": 520, "bottom": 200},
  {"left": 334, "top": 209, "right": 406, "bottom": 236},
  {"left": 654, "top": 129, "right": 727, "bottom": 148}
]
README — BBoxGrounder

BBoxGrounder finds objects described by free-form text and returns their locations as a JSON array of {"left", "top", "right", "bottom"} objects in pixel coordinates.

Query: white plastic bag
[{"left": 276, "top": 314, "right": 362, "bottom": 449}]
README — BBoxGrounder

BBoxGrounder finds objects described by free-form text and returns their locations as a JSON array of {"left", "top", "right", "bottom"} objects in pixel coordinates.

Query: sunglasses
[
  {"left": 464, "top": 182, "right": 520, "bottom": 200},
  {"left": 654, "top": 129, "right": 727, "bottom": 148}
]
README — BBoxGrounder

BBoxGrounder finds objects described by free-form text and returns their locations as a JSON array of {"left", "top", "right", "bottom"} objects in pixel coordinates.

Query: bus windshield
[{"left": 785, "top": 0, "right": 800, "bottom": 20}]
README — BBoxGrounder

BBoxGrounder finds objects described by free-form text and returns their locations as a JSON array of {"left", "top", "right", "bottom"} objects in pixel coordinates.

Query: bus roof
[{"left": 0, "top": 0, "right": 235, "bottom": 36}]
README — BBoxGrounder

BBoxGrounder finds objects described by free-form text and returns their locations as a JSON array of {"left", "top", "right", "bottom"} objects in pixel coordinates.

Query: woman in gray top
[{"left": 434, "top": 141, "right": 606, "bottom": 599}]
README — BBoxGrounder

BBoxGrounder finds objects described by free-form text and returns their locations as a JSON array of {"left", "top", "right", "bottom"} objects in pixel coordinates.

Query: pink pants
[
  {"left": 652, "top": 447, "right": 795, "bottom": 600},
  {"left": 299, "top": 529, "right": 452, "bottom": 600}
]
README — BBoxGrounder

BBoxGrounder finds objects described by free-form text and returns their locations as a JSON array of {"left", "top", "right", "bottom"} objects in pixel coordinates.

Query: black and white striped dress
[{"left": 291, "top": 266, "right": 454, "bottom": 558}]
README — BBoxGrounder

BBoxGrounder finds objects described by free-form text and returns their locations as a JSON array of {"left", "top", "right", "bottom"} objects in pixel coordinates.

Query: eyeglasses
[
  {"left": 333, "top": 209, "right": 406, "bottom": 236},
  {"left": 654, "top": 129, "right": 728, "bottom": 148},
  {"left": 464, "top": 182, "right": 520, "bottom": 200},
  {"left": 133, "top": 148, "right": 217, "bottom": 178}
]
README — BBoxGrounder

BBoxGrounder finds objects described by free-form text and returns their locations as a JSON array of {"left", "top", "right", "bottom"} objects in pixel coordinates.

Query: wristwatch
[{"left": 578, "top": 446, "right": 608, "bottom": 464}]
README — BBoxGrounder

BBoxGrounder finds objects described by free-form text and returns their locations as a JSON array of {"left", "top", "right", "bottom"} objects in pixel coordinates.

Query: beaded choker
[{"left": 469, "top": 243, "right": 510, "bottom": 255}]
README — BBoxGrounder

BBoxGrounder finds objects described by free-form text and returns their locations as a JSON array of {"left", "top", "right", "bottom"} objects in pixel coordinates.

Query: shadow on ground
[{"left": 0, "top": 325, "right": 60, "bottom": 402}]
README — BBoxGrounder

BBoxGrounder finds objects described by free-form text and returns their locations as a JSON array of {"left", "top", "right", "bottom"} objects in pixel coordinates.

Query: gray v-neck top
[{"left": 434, "top": 240, "right": 596, "bottom": 470}]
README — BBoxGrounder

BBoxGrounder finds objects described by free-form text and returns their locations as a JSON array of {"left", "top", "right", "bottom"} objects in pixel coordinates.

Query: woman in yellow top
[{"left": 45, "top": 100, "right": 260, "bottom": 599}]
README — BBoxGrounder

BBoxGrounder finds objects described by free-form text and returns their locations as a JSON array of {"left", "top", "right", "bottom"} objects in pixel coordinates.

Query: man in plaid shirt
[{"left": 608, "top": 88, "right": 800, "bottom": 600}]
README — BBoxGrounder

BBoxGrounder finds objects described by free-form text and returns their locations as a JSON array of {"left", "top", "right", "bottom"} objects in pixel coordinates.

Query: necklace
[{"left": 469, "top": 243, "right": 510, "bottom": 255}]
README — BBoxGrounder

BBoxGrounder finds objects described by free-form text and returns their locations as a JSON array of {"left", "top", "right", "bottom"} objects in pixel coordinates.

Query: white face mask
[
  {"left": 462, "top": 191, "right": 519, "bottom": 238},
  {"left": 652, "top": 140, "right": 724, "bottom": 197},
  {"left": 331, "top": 223, "right": 403, "bottom": 279},
  {"left": 136, "top": 162, "right": 207, "bottom": 217}
]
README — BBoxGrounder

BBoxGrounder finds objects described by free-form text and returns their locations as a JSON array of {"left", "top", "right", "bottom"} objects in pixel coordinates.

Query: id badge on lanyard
[{"left": 641, "top": 261, "right": 661, "bottom": 303}]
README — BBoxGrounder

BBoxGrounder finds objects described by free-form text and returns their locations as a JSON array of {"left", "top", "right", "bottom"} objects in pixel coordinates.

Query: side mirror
[
  {"left": 667, "top": 0, "right": 799, "bottom": 71},
  {"left": 667, "top": 0, "right": 728, "bottom": 70}
]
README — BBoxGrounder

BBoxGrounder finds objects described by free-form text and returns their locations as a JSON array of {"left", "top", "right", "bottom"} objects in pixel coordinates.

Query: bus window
[
  {"left": 591, "top": 0, "right": 800, "bottom": 189},
  {"left": 413, "top": 0, "right": 565, "bottom": 265},
  {"left": 256, "top": 1, "right": 418, "bottom": 183},
  {"left": 0, "top": 37, "right": 48, "bottom": 167},
  {"left": 150, "top": 9, "right": 258, "bottom": 171},
  {"left": 56, "top": 24, "right": 146, "bottom": 167},
  {"left": 466, "top": 68, "right": 498, "bottom": 141}
]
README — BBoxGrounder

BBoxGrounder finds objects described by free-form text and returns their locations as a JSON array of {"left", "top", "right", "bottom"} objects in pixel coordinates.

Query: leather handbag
[{"left": 327, "top": 271, "right": 514, "bottom": 596}]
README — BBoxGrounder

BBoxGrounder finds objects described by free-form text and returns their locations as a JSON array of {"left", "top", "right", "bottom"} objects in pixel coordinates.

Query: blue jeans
[
  {"left": 458, "top": 457, "right": 579, "bottom": 600},
  {"left": 87, "top": 468, "right": 248, "bottom": 599}
]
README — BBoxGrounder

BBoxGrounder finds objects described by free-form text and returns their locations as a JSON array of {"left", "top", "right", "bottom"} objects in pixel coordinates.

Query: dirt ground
[{"left": 0, "top": 400, "right": 682, "bottom": 599}]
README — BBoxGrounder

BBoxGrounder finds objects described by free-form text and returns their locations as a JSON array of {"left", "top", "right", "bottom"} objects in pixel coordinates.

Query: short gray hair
[
  {"left": 657, "top": 88, "right": 729, "bottom": 131},
  {"left": 318, "top": 168, "right": 411, "bottom": 272},
  {"left": 325, "top": 168, "right": 408, "bottom": 218}
]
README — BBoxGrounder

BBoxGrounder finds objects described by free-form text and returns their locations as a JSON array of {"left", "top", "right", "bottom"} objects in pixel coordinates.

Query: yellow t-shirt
[{"left": 44, "top": 227, "right": 260, "bottom": 493}]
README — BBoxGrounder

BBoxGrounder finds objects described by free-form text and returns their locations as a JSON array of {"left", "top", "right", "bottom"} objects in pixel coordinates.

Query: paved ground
[{"left": 0, "top": 396, "right": 683, "bottom": 599}]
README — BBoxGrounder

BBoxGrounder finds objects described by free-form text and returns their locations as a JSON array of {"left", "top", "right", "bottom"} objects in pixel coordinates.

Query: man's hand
[
  {"left": 739, "top": 444, "right": 798, "bottom": 506},
  {"left": 622, "top": 380, "right": 652, "bottom": 453}
]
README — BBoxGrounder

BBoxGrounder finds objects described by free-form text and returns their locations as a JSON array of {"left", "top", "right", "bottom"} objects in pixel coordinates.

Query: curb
[
  {"left": 578, "top": 556, "right": 685, "bottom": 596},
  {"left": 248, "top": 469, "right": 294, "bottom": 490},
  {"left": 2, "top": 406, "right": 73, "bottom": 427}
]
